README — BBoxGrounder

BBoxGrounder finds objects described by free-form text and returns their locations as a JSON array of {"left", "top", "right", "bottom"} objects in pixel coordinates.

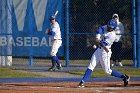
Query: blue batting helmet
[
  {"left": 107, "top": 19, "right": 117, "bottom": 29},
  {"left": 49, "top": 15, "right": 56, "bottom": 20}
]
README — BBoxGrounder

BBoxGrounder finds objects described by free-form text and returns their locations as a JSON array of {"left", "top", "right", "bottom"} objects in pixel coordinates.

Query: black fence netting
[
  {"left": 68, "top": 0, "right": 133, "bottom": 66},
  {"left": 0, "top": 0, "right": 134, "bottom": 67}
]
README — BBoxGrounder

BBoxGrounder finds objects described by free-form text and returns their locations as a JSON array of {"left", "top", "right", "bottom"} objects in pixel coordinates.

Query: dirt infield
[{"left": 0, "top": 81, "right": 140, "bottom": 93}]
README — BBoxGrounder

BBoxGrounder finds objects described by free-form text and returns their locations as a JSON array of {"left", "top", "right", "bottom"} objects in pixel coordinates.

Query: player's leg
[
  {"left": 55, "top": 40, "right": 62, "bottom": 69},
  {"left": 48, "top": 41, "right": 57, "bottom": 71},
  {"left": 49, "top": 41, "right": 60, "bottom": 71},
  {"left": 48, "top": 56, "right": 57, "bottom": 71},
  {"left": 50, "top": 40, "right": 62, "bottom": 70},
  {"left": 55, "top": 56, "right": 63, "bottom": 70},
  {"left": 78, "top": 49, "right": 99, "bottom": 87},
  {"left": 100, "top": 50, "right": 112, "bottom": 75},
  {"left": 101, "top": 52, "right": 130, "bottom": 87},
  {"left": 111, "top": 71, "right": 130, "bottom": 86}
]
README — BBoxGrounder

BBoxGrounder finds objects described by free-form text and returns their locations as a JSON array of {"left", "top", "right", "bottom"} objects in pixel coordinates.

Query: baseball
[{"left": 93, "top": 45, "right": 97, "bottom": 49}]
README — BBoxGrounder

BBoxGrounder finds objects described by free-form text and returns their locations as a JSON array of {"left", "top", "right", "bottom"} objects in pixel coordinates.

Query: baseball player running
[
  {"left": 78, "top": 19, "right": 130, "bottom": 88},
  {"left": 46, "top": 15, "right": 62, "bottom": 71}
]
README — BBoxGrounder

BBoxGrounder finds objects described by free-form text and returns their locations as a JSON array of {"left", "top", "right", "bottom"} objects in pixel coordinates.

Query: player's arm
[
  {"left": 95, "top": 27, "right": 109, "bottom": 53},
  {"left": 95, "top": 39, "right": 109, "bottom": 53},
  {"left": 95, "top": 27, "right": 102, "bottom": 45},
  {"left": 45, "top": 28, "right": 50, "bottom": 34},
  {"left": 46, "top": 27, "right": 56, "bottom": 36},
  {"left": 99, "top": 41, "right": 109, "bottom": 53},
  {"left": 47, "top": 30, "right": 55, "bottom": 36}
]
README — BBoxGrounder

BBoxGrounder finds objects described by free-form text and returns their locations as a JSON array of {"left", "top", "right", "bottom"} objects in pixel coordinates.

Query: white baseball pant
[
  {"left": 50, "top": 40, "right": 62, "bottom": 56},
  {"left": 88, "top": 47, "right": 112, "bottom": 75}
]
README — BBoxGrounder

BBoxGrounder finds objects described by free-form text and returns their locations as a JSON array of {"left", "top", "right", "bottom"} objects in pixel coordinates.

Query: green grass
[
  {"left": 0, "top": 68, "right": 45, "bottom": 78},
  {"left": 69, "top": 68, "right": 140, "bottom": 78},
  {"left": 68, "top": 60, "right": 133, "bottom": 66}
]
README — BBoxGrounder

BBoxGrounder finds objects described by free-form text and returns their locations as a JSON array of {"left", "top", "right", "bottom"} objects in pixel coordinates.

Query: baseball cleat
[
  {"left": 57, "top": 66, "right": 63, "bottom": 70},
  {"left": 78, "top": 81, "right": 85, "bottom": 88},
  {"left": 57, "top": 65, "right": 63, "bottom": 70},
  {"left": 48, "top": 66, "right": 57, "bottom": 71},
  {"left": 123, "top": 74, "right": 130, "bottom": 87}
]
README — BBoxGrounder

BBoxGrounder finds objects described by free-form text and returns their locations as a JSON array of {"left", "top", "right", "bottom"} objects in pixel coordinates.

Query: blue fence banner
[{"left": 0, "top": 0, "right": 64, "bottom": 57}]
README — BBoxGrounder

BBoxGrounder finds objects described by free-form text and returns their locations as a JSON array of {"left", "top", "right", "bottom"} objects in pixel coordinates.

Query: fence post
[
  {"left": 137, "top": 0, "right": 140, "bottom": 68},
  {"left": 132, "top": 0, "right": 137, "bottom": 67},
  {"left": 7, "top": 0, "right": 13, "bottom": 66},
  {"left": 65, "top": 0, "right": 69, "bottom": 67},
  {"left": 29, "top": 0, "right": 33, "bottom": 66}
]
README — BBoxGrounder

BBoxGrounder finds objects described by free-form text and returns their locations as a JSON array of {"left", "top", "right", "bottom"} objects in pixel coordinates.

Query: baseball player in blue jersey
[
  {"left": 78, "top": 19, "right": 130, "bottom": 88},
  {"left": 46, "top": 15, "right": 62, "bottom": 71}
]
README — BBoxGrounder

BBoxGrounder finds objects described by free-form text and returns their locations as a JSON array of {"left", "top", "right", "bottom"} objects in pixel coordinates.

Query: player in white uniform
[
  {"left": 78, "top": 19, "right": 130, "bottom": 88},
  {"left": 47, "top": 15, "right": 62, "bottom": 71}
]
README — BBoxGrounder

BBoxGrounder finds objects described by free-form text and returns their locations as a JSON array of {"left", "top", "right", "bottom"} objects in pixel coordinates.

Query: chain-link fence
[
  {"left": 68, "top": 0, "right": 133, "bottom": 66},
  {"left": 0, "top": 0, "right": 135, "bottom": 67},
  {"left": 0, "top": 0, "right": 64, "bottom": 66},
  {"left": 0, "top": 0, "right": 12, "bottom": 66}
]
